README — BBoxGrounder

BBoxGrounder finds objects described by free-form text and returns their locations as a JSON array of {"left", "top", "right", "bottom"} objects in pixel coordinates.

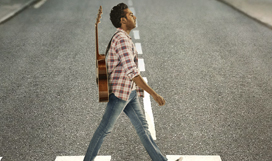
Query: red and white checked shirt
[{"left": 106, "top": 28, "right": 144, "bottom": 101}]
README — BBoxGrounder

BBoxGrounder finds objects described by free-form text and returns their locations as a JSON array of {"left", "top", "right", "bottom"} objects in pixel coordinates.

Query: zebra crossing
[
  {"left": 53, "top": 155, "right": 221, "bottom": 161},
  {"left": 0, "top": 155, "right": 222, "bottom": 161},
  {"left": 55, "top": 156, "right": 111, "bottom": 161}
]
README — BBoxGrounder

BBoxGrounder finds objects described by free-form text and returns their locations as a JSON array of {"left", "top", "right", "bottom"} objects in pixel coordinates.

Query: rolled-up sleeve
[{"left": 115, "top": 38, "right": 140, "bottom": 80}]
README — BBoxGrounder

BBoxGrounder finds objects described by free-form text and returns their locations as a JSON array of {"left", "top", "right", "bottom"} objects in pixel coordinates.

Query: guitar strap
[{"left": 105, "top": 31, "right": 120, "bottom": 57}]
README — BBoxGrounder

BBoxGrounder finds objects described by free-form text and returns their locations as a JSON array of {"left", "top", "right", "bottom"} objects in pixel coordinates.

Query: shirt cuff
[{"left": 126, "top": 67, "right": 140, "bottom": 80}]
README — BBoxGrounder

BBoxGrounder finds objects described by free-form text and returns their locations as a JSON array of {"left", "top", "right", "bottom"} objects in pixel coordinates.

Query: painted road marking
[
  {"left": 129, "top": 0, "right": 155, "bottom": 141},
  {"left": 166, "top": 155, "right": 222, "bottom": 161},
  {"left": 133, "top": 30, "right": 140, "bottom": 39},
  {"left": 129, "top": 7, "right": 136, "bottom": 16},
  {"left": 128, "top": 0, "right": 133, "bottom": 6},
  {"left": 0, "top": 157, "right": 2, "bottom": 160},
  {"left": 135, "top": 43, "right": 143, "bottom": 54},
  {"left": 55, "top": 156, "right": 111, "bottom": 161},
  {"left": 34, "top": 0, "right": 47, "bottom": 9},
  {"left": 142, "top": 77, "right": 156, "bottom": 140},
  {"left": 138, "top": 58, "right": 145, "bottom": 71},
  {"left": 54, "top": 155, "right": 221, "bottom": 161}
]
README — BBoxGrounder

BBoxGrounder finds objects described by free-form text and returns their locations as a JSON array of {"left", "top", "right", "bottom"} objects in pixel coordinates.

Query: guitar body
[
  {"left": 97, "top": 55, "right": 109, "bottom": 102},
  {"left": 95, "top": 6, "right": 109, "bottom": 102}
]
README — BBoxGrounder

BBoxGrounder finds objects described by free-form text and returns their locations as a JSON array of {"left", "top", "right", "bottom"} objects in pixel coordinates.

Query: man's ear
[{"left": 120, "top": 17, "right": 127, "bottom": 25}]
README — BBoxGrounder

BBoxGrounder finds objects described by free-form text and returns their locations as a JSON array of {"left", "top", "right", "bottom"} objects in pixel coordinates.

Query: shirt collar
[{"left": 117, "top": 28, "right": 131, "bottom": 39}]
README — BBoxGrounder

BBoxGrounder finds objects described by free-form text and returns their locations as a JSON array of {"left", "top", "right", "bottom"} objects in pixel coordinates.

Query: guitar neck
[
  {"left": 95, "top": 6, "right": 104, "bottom": 61},
  {"left": 95, "top": 25, "right": 99, "bottom": 58},
  {"left": 95, "top": 24, "right": 105, "bottom": 61}
]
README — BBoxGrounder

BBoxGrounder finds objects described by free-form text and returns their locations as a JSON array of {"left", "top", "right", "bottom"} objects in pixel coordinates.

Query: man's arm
[{"left": 132, "top": 75, "right": 165, "bottom": 106}]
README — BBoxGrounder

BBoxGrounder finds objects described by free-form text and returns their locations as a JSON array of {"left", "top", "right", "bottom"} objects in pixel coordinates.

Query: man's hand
[
  {"left": 152, "top": 94, "right": 165, "bottom": 106},
  {"left": 132, "top": 75, "right": 166, "bottom": 106}
]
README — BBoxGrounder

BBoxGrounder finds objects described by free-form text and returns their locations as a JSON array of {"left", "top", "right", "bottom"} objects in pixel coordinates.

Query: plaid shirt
[{"left": 106, "top": 28, "right": 144, "bottom": 101}]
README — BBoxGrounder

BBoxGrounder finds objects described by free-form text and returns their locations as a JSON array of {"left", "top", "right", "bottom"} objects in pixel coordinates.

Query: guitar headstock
[{"left": 95, "top": 6, "right": 103, "bottom": 26}]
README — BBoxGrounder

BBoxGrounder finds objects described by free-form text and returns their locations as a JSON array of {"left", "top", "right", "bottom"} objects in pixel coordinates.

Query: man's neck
[{"left": 121, "top": 26, "right": 131, "bottom": 35}]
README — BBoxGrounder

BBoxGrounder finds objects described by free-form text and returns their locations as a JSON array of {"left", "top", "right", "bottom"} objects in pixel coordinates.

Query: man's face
[{"left": 123, "top": 8, "right": 136, "bottom": 30}]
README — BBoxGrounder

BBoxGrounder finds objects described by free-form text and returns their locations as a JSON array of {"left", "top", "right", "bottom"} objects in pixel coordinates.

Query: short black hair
[{"left": 110, "top": 3, "right": 128, "bottom": 28}]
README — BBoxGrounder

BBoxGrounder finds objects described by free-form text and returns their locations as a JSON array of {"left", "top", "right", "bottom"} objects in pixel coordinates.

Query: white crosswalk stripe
[
  {"left": 54, "top": 155, "right": 222, "bottom": 161},
  {"left": 135, "top": 43, "right": 143, "bottom": 54},
  {"left": 128, "top": 0, "right": 133, "bottom": 6},
  {"left": 55, "top": 156, "right": 111, "bottom": 161},
  {"left": 133, "top": 30, "right": 140, "bottom": 39},
  {"left": 129, "top": 7, "right": 136, "bottom": 16},
  {"left": 143, "top": 77, "right": 156, "bottom": 140},
  {"left": 33, "top": 0, "right": 47, "bottom": 9},
  {"left": 138, "top": 58, "right": 145, "bottom": 71},
  {"left": 166, "top": 155, "right": 222, "bottom": 161}
]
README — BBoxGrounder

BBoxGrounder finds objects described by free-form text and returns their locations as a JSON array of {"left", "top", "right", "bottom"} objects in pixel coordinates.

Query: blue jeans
[{"left": 84, "top": 90, "right": 167, "bottom": 161}]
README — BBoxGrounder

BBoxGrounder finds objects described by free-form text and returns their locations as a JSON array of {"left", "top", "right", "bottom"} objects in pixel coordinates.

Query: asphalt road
[{"left": 0, "top": 0, "right": 271, "bottom": 161}]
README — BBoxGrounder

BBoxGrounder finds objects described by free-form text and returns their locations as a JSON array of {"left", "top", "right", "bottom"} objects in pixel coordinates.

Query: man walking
[{"left": 84, "top": 3, "right": 182, "bottom": 161}]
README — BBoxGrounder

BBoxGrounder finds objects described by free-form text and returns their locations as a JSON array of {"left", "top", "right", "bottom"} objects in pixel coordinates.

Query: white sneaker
[{"left": 176, "top": 157, "right": 183, "bottom": 161}]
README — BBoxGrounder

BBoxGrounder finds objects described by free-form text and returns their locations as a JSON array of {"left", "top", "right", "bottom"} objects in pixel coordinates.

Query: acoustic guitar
[{"left": 95, "top": 6, "right": 109, "bottom": 102}]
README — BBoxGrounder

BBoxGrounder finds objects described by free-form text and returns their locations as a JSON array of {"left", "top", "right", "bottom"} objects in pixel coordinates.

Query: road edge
[
  {"left": 217, "top": 0, "right": 272, "bottom": 29},
  {"left": 0, "top": 0, "right": 40, "bottom": 24}
]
